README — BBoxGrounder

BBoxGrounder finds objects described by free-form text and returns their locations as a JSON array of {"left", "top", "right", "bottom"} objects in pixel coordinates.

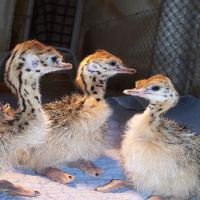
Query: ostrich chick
[
  {"left": 96, "top": 74, "right": 200, "bottom": 200},
  {"left": 19, "top": 50, "right": 136, "bottom": 184},
  {"left": 0, "top": 40, "right": 72, "bottom": 197}
]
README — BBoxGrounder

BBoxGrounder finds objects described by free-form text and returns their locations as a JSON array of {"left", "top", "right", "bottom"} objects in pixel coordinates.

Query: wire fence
[
  {"left": 152, "top": 0, "right": 200, "bottom": 96},
  {"left": 84, "top": 0, "right": 200, "bottom": 96},
  {"left": 83, "top": 9, "right": 160, "bottom": 91},
  {"left": 1, "top": 0, "right": 200, "bottom": 96},
  {"left": 30, "top": 0, "right": 77, "bottom": 48}
]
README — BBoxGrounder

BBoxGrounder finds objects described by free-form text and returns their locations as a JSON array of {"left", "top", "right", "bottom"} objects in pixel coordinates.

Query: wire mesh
[
  {"left": 83, "top": 9, "right": 160, "bottom": 91},
  {"left": 29, "top": 0, "right": 77, "bottom": 48},
  {"left": 152, "top": 0, "right": 200, "bottom": 96},
  {"left": 28, "top": 0, "right": 83, "bottom": 75},
  {"left": 3, "top": 0, "right": 199, "bottom": 96},
  {"left": 84, "top": 1, "right": 200, "bottom": 96}
]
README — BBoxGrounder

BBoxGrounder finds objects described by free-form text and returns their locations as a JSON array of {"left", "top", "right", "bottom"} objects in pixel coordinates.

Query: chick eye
[
  {"left": 151, "top": 85, "right": 160, "bottom": 91},
  {"left": 109, "top": 61, "right": 116, "bottom": 66},
  {"left": 51, "top": 56, "right": 58, "bottom": 62}
]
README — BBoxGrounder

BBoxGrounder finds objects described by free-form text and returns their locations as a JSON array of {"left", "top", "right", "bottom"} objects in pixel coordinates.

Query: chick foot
[
  {"left": 95, "top": 179, "right": 131, "bottom": 192},
  {"left": 68, "top": 160, "right": 103, "bottom": 176},
  {"left": 39, "top": 167, "right": 74, "bottom": 184},
  {"left": 147, "top": 196, "right": 162, "bottom": 200},
  {"left": 0, "top": 180, "right": 40, "bottom": 197}
]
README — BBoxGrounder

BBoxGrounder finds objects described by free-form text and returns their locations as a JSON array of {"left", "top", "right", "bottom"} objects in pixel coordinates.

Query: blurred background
[{"left": 0, "top": 0, "right": 199, "bottom": 105}]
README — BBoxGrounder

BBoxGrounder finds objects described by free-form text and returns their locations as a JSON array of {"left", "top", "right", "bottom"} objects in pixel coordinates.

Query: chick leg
[
  {"left": 95, "top": 179, "right": 131, "bottom": 192},
  {"left": 68, "top": 160, "right": 103, "bottom": 176},
  {"left": 36, "top": 167, "right": 74, "bottom": 184},
  {"left": 147, "top": 195, "right": 162, "bottom": 200},
  {"left": 147, "top": 195, "right": 186, "bottom": 200},
  {"left": 0, "top": 180, "right": 40, "bottom": 197}
]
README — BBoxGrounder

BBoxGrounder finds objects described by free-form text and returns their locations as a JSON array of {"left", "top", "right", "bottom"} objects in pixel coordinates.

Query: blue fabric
[
  {"left": 106, "top": 95, "right": 200, "bottom": 134},
  {"left": 0, "top": 95, "right": 198, "bottom": 199},
  {"left": 166, "top": 96, "right": 200, "bottom": 133},
  {"left": 105, "top": 95, "right": 200, "bottom": 199}
]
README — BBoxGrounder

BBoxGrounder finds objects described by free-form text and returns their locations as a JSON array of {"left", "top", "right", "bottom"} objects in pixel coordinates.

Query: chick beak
[
  {"left": 123, "top": 88, "right": 146, "bottom": 97},
  {"left": 59, "top": 62, "right": 73, "bottom": 69},
  {"left": 116, "top": 65, "right": 136, "bottom": 74}
]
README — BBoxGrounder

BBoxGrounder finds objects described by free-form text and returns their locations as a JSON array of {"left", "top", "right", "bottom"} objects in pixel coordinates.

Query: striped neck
[
  {"left": 144, "top": 99, "right": 176, "bottom": 128},
  {"left": 79, "top": 73, "right": 107, "bottom": 101},
  {"left": 143, "top": 104, "right": 164, "bottom": 128},
  {"left": 17, "top": 73, "right": 42, "bottom": 114},
  {"left": 5, "top": 53, "right": 42, "bottom": 115}
]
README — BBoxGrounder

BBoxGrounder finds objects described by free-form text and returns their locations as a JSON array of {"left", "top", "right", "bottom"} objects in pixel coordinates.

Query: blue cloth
[
  {"left": 106, "top": 95, "right": 200, "bottom": 134},
  {"left": 0, "top": 95, "right": 198, "bottom": 200}
]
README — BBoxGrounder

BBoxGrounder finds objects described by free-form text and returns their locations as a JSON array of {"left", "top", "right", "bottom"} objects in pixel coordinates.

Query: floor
[
  {"left": 0, "top": 152, "right": 146, "bottom": 200},
  {"left": 0, "top": 80, "right": 147, "bottom": 200},
  {"left": 1, "top": 81, "right": 200, "bottom": 200}
]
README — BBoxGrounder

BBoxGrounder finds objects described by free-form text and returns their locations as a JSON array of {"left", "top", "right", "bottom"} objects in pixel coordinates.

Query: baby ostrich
[
  {"left": 0, "top": 40, "right": 71, "bottom": 197},
  {"left": 18, "top": 50, "right": 136, "bottom": 184},
  {"left": 96, "top": 74, "right": 200, "bottom": 200}
]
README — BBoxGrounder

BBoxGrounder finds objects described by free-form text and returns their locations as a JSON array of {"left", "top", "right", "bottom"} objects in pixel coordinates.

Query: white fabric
[{"left": 0, "top": 150, "right": 144, "bottom": 200}]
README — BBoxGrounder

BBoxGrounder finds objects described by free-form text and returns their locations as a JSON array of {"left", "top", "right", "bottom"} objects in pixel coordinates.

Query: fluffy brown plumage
[
  {"left": 0, "top": 40, "right": 71, "bottom": 197},
  {"left": 17, "top": 50, "right": 135, "bottom": 182},
  {"left": 97, "top": 74, "right": 200, "bottom": 200}
]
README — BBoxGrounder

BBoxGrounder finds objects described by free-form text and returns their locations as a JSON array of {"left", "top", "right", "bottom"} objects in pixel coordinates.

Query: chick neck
[
  {"left": 17, "top": 73, "right": 42, "bottom": 115},
  {"left": 143, "top": 96, "right": 178, "bottom": 128},
  {"left": 78, "top": 72, "right": 107, "bottom": 102},
  {"left": 5, "top": 57, "right": 42, "bottom": 115}
]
